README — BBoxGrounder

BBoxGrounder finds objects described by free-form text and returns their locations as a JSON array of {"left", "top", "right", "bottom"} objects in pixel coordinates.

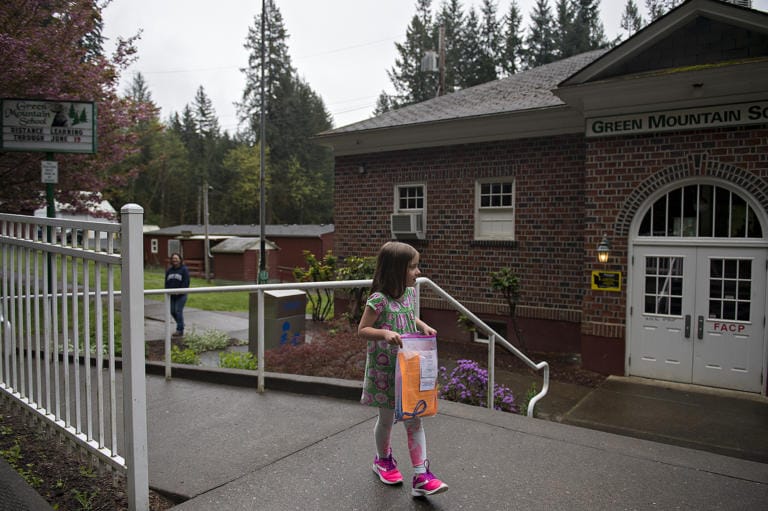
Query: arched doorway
[{"left": 627, "top": 179, "right": 768, "bottom": 393}]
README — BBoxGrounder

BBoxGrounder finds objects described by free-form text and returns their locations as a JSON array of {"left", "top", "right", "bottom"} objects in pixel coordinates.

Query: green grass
[
  {"left": 142, "top": 268, "right": 334, "bottom": 316},
  {"left": 143, "top": 268, "right": 251, "bottom": 312}
]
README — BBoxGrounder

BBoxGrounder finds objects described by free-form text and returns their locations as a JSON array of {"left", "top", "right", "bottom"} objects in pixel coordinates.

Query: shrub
[
  {"left": 219, "top": 351, "right": 258, "bottom": 370},
  {"left": 264, "top": 319, "right": 365, "bottom": 379},
  {"left": 438, "top": 359, "right": 518, "bottom": 413},
  {"left": 171, "top": 346, "right": 200, "bottom": 365},
  {"left": 183, "top": 329, "right": 230, "bottom": 353}
]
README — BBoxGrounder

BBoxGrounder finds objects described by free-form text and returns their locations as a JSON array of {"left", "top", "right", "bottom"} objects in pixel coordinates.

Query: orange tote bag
[{"left": 395, "top": 334, "right": 439, "bottom": 422}]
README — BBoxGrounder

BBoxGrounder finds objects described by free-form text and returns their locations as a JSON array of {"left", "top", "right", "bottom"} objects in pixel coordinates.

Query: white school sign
[
  {"left": 586, "top": 101, "right": 768, "bottom": 138},
  {"left": 1, "top": 98, "right": 96, "bottom": 153}
]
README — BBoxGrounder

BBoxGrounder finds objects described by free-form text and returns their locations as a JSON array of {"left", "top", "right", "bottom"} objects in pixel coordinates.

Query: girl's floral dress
[{"left": 360, "top": 287, "right": 419, "bottom": 409}]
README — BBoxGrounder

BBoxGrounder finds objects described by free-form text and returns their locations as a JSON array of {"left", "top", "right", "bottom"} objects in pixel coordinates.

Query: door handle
[
  {"left": 684, "top": 315, "right": 691, "bottom": 339},
  {"left": 697, "top": 315, "right": 704, "bottom": 340}
]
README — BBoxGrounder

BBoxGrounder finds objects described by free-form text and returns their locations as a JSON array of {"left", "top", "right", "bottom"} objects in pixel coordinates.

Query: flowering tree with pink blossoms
[{"left": 0, "top": 0, "right": 151, "bottom": 214}]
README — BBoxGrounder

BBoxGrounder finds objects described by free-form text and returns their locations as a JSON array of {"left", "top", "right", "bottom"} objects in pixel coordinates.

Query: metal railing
[
  {"left": 0, "top": 206, "right": 148, "bottom": 511},
  {"left": 146, "top": 277, "right": 549, "bottom": 417}
]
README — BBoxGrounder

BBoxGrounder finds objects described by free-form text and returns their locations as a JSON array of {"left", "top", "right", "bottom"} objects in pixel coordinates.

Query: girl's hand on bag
[
  {"left": 422, "top": 325, "right": 437, "bottom": 336},
  {"left": 383, "top": 330, "right": 402, "bottom": 347}
]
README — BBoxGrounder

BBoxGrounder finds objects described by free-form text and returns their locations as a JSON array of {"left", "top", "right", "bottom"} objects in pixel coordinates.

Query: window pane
[
  {"left": 710, "top": 259, "right": 722, "bottom": 278},
  {"left": 722, "top": 300, "right": 736, "bottom": 320},
  {"left": 737, "top": 303, "right": 750, "bottom": 321},
  {"left": 737, "top": 281, "right": 751, "bottom": 300},
  {"left": 671, "top": 277, "right": 682, "bottom": 295},
  {"left": 738, "top": 260, "right": 751, "bottom": 279},
  {"left": 652, "top": 197, "right": 666, "bottom": 236},
  {"left": 682, "top": 185, "right": 698, "bottom": 236},
  {"left": 479, "top": 181, "right": 513, "bottom": 209},
  {"left": 724, "top": 259, "right": 737, "bottom": 279},
  {"left": 709, "top": 300, "right": 721, "bottom": 319},
  {"left": 670, "top": 297, "right": 682, "bottom": 316},
  {"left": 699, "top": 185, "right": 713, "bottom": 237},
  {"left": 398, "top": 186, "right": 424, "bottom": 210},
  {"left": 714, "top": 187, "right": 730, "bottom": 237},
  {"left": 639, "top": 211, "right": 651, "bottom": 236},
  {"left": 747, "top": 207, "right": 762, "bottom": 238},
  {"left": 644, "top": 296, "right": 655, "bottom": 314},
  {"left": 731, "top": 194, "right": 747, "bottom": 238},
  {"left": 668, "top": 188, "right": 682, "bottom": 236},
  {"left": 710, "top": 280, "right": 722, "bottom": 299},
  {"left": 723, "top": 279, "right": 736, "bottom": 299}
]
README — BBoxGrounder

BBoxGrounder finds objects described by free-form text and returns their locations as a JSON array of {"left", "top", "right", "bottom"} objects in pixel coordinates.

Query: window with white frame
[
  {"left": 396, "top": 184, "right": 425, "bottom": 212},
  {"left": 475, "top": 178, "right": 515, "bottom": 240},
  {"left": 150, "top": 238, "right": 159, "bottom": 254},
  {"left": 391, "top": 184, "right": 426, "bottom": 239}
]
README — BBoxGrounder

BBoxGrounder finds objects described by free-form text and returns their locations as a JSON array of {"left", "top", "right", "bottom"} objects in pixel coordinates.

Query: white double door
[{"left": 630, "top": 245, "right": 767, "bottom": 392}]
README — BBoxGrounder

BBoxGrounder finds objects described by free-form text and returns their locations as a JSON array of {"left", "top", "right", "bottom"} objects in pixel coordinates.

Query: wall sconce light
[
  {"left": 358, "top": 164, "right": 366, "bottom": 175},
  {"left": 597, "top": 233, "right": 610, "bottom": 263}
]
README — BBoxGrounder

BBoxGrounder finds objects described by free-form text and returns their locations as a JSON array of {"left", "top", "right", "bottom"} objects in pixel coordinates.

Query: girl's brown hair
[{"left": 371, "top": 241, "right": 418, "bottom": 299}]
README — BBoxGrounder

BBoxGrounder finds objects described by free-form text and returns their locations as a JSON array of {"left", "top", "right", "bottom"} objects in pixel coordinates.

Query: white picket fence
[{"left": 0, "top": 205, "right": 148, "bottom": 511}]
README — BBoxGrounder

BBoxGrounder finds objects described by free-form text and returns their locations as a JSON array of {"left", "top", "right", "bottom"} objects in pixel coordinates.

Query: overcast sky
[{"left": 102, "top": 0, "right": 768, "bottom": 133}]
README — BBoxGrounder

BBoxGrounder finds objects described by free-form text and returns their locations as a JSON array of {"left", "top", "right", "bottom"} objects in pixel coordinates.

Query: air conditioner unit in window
[{"left": 390, "top": 212, "right": 425, "bottom": 240}]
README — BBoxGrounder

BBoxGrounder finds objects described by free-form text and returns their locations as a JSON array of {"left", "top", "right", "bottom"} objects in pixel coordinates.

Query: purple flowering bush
[{"left": 439, "top": 359, "right": 518, "bottom": 413}]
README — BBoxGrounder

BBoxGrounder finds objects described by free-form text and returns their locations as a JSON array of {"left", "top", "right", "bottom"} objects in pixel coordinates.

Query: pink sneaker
[
  {"left": 411, "top": 460, "right": 448, "bottom": 497},
  {"left": 372, "top": 454, "right": 403, "bottom": 485}
]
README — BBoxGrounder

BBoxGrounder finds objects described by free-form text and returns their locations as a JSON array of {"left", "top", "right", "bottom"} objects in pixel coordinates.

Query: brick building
[{"left": 317, "top": 0, "right": 768, "bottom": 394}]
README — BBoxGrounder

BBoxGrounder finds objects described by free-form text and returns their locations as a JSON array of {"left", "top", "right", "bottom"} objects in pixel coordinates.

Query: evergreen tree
[
  {"left": 435, "top": 0, "right": 465, "bottom": 93},
  {"left": 553, "top": 0, "right": 575, "bottom": 59},
  {"left": 478, "top": 0, "right": 501, "bottom": 80},
  {"left": 193, "top": 85, "right": 220, "bottom": 138},
  {"left": 373, "top": 91, "right": 394, "bottom": 115},
  {"left": 239, "top": 0, "right": 293, "bottom": 141},
  {"left": 645, "top": 0, "right": 681, "bottom": 21},
  {"left": 458, "top": 7, "right": 487, "bottom": 87},
  {"left": 500, "top": 0, "right": 524, "bottom": 76},
  {"left": 239, "top": 0, "right": 333, "bottom": 224},
  {"left": 387, "top": 0, "right": 439, "bottom": 106},
  {"left": 620, "top": 0, "right": 644, "bottom": 39},
  {"left": 125, "top": 72, "right": 155, "bottom": 106},
  {"left": 523, "top": 0, "right": 557, "bottom": 69},
  {"left": 568, "top": 0, "right": 608, "bottom": 56}
]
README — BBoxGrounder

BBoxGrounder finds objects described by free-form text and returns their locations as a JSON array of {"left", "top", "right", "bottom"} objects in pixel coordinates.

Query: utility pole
[
  {"left": 438, "top": 25, "right": 446, "bottom": 96},
  {"left": 203, "top": 182, "right": 211, "bottom": 282},
  {"left": 258, "top": 0, "right": 268, "bottom": 284}
]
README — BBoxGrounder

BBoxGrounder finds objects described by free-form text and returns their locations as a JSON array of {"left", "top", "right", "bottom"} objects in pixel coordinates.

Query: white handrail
[{"left": 144, "top": 276, "right": 550, "bottom": 417}]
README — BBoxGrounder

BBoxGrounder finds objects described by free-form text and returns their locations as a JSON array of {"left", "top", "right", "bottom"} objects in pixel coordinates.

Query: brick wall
[
  {"left": 335, "top": 134, "right": 587, "bottom": 351},
  {"left": 334, "top": 124, "right": 768, "bottom": 372},
  {"left": 580, "top": 124, "right": 768, "bottom": 372}
]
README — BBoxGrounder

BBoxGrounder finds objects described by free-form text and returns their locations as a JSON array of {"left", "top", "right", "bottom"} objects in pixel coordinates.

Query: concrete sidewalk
[
  {"left": 149, "top": 376, "right": 768, "bottom": 510},
  {"left": 3, "top": 299, "right": 768, "bottom": 509}
]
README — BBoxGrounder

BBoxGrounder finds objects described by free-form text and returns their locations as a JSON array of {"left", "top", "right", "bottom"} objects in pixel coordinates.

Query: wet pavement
[{"left": 3, "top": 302, "right": 768, "bottom": 509}]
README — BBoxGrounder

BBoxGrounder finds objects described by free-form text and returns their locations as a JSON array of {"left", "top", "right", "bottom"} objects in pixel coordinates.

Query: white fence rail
[
  {"left": 146, "top": 277, "right": 550, "bottom": 417},
  {"left": 0, "top": 206, "right": 148, "bottom": 511}
]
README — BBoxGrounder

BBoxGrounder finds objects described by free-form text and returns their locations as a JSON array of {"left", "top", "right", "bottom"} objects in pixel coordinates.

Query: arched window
[{"left": 638, "top": 184, "right": 763, "bottom": 238}]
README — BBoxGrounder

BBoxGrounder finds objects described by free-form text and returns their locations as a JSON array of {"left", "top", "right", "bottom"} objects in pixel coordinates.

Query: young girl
[{"left": 358, "top": 241, "right": 449, "bottom": 497}]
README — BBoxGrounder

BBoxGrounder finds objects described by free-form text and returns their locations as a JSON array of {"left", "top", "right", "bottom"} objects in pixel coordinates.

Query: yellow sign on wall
[{"left": 591, "top": 271, "right": 621, "bottom": 292}]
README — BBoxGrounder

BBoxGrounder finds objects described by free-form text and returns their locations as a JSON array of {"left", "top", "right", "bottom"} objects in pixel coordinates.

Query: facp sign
[
  {"left": 1, "top": 98, "right": 96, "bottom": 153},
  {"left": 711, "top": 322, "right": 747, "bottom": 334}
]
